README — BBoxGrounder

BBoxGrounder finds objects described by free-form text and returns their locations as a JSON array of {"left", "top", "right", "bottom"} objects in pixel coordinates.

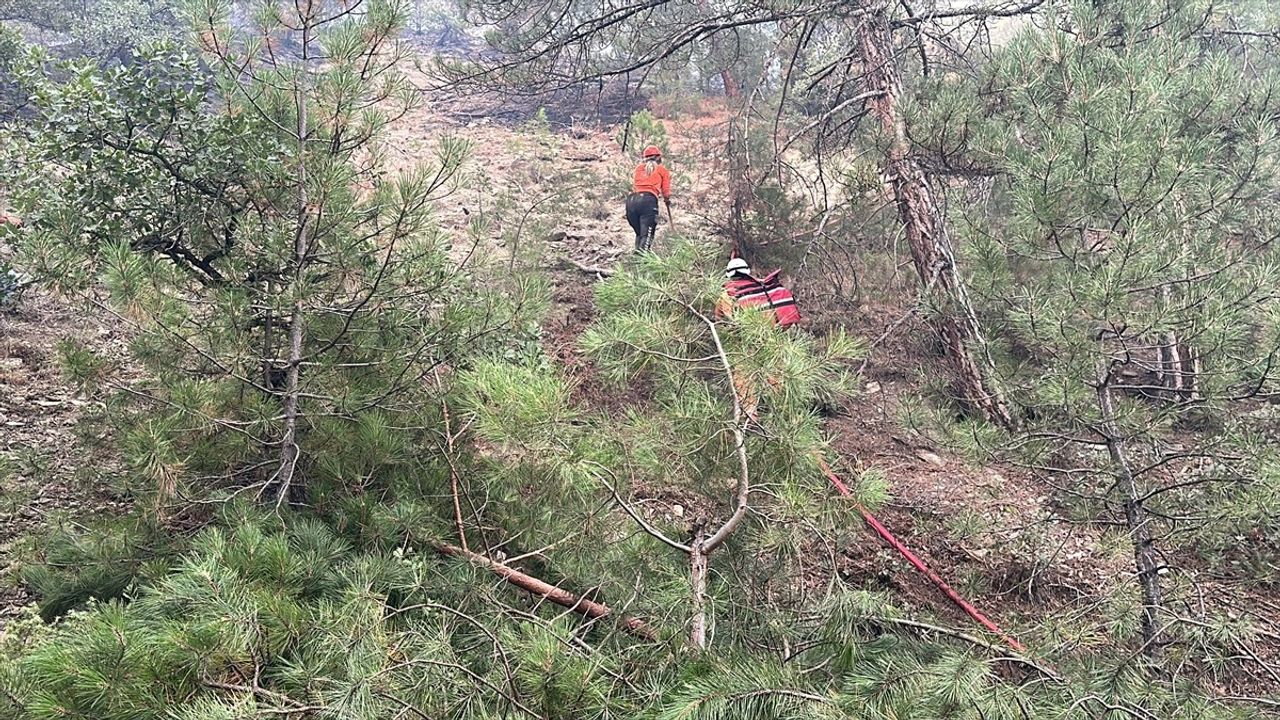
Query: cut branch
[{"left": 436, "top": 543, "right": 658, "bottom": 641}]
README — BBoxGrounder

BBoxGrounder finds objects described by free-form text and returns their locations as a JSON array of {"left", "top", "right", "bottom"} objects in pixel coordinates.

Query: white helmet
[{"left": 724, "top": 257, "right": 750, "bottom": 278}]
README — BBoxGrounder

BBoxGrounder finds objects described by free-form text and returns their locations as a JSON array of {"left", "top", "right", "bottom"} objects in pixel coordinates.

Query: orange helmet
[{"left": 642, "top": 145, "right": 662, "bottom": 159}]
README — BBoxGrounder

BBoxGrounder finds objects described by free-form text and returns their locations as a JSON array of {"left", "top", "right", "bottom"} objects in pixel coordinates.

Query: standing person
[{"left": 625, "top": 145, "right": 671, "bottom": 253}]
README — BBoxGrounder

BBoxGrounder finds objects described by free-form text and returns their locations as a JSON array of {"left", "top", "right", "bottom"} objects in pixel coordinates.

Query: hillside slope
[{"left": 2, "top": 70, "right": 1277, "bottom": 698}]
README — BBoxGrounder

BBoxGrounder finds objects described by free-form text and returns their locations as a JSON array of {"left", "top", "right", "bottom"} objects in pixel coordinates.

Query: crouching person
[{"left": 716, "top": 257, "right": 800, "bottom": 328}]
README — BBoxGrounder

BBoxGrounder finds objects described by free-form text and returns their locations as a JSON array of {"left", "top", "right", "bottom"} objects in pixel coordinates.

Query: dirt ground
[{"left": 0, "top": 284, "right": 132, "bottom": 621}]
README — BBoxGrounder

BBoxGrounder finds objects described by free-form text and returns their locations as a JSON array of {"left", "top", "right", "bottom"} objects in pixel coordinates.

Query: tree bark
[
  {"left": 436, "top": 544, "right": 657, "bottom": 640},
  {"left": 855, "top": 8, "right": 1015, "bottom": 429},
  {"left": 276, "top": 11, "right": 312, "bottom": 504},
  {"left": 1096, "top": 369, "right": 1164, "bottom": 660},
  {"left": 720, "top": 69, "right": 741, "bottom": 98},
  {"left": 698, "top": 0, "right": 741, "bottom": 97},
  {"left": 1155, "top": 284, "right": 1197, "bottom": 400},
  {"left": 1182, "top": 345, "right": 1201, "bottom": 401},
  {"left": 689, "top": 529, "right": 709, "bottom": 650},
  {"left": 726, "top": 120, "right": 750, "bottom": 252}
]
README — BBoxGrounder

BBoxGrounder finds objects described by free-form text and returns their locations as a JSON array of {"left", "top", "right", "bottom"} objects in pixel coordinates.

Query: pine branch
[
  {"left": 441, "top": 399, "right": 470, "bottom": 551},
  {"left": 864, "top": 616, "right": 1060, "bottom": 680},
  {"left": 892, "top": 0, "right": 1048, "bottom": 25},
  {"left": 201, "top": 679, "right": 326, "bottom": 714},
  {"left": 591, "top": 462, "right": 692, "bottom": 553},
  {"left": 681, "top": 300, "right": 750, "bottom": 554}
]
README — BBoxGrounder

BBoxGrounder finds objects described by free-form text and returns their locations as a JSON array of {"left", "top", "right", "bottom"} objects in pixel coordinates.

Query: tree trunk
[
  {"left": 720, "top": 69, "right": 741, "bottom": 98},
  {"left": 1162, "top": 332, "right": 1184, "bottom": 396},
  {"left": 698, "top": 0, "right": 741, "bottom": 97},
  {"left": 1182, "top": 345, "right": 1200, "bottom": 401},
  {"left": 726, "top": 120, "right": 750, "bottom": 253},
  {"left": 689, "top": 528, "right": 709, "bottom": 650},
  {"left": 1155, "top": 284, "right": 1198, "bottom": 400},
  {"left": 276, "top": 13, "right": 312, "bottom": 504},
  {"left": 855, "top": 9, "right": 1015, "bottom": 429},
  {"left": 1096, "top": 370, "right": 1164, "bottom": 660}
]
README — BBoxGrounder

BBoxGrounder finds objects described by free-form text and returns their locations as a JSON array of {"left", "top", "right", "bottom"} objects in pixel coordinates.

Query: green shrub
[
  {"left": 20, "top": 520, "right": 166, "bottom": 622},
  {"left": 614, "top": 109, "right": 668, "bottom": 155}
]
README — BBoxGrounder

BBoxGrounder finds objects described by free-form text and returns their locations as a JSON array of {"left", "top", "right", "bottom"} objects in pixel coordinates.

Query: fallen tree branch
[{"left": 436, "top": 543, "right": 657, "bottom": 640}]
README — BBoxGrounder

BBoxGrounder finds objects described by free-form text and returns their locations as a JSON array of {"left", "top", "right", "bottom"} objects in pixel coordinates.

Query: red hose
[{"left": 817, "top": 457, "right": 1026, "bottom": 653}]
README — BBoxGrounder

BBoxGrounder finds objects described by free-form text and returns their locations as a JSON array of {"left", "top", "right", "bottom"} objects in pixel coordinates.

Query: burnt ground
[{"left": 1, "top": 64, "right": 1278, "bottom": 698}]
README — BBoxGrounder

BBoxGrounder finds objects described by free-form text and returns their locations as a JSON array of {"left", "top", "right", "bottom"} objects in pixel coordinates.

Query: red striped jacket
[{"left": 719, "top": 270, "right": 800, "bottom": 327}]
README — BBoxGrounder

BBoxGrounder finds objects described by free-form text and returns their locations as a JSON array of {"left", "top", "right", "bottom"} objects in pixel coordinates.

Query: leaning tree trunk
[
  {"left": 855, "top": 8, "right": 1015, "bottom": 429},
  {"left": 1096, "top": 369, "right": 1164, "bottom": 660}
]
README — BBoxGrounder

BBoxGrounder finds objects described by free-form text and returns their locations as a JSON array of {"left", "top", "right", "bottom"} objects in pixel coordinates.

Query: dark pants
[{"left": 625, "top": 192, "right": 659, "bottom": 253}]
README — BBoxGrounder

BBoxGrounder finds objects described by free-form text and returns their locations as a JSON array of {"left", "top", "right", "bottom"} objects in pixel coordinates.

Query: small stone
[
  {"left": 865, "top": 381, "right": 881, "bottom": 394},
  {"left": 916, "top": 450, "right": 946, "bottom": 468},
  {"left": 672, "top": 504, "right": 684, "bottom": 518}
]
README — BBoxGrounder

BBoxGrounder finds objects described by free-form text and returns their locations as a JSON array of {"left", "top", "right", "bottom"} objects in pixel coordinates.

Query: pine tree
[
  {"left": 8, "top": 0, "right": 535, "bottom": 511},
  {"left": 933, "top": 0, "right": 1280, "bottom": 662},
  {"left": 458, "top": 244, "right": 865, "bottom": 649}
]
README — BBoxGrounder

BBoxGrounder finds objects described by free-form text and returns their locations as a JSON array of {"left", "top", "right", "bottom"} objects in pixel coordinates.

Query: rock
[
  {"left": 672, "top": 504, "right": 684, "bottom": 518},
  {"left": 864, "top": 381, "right": 881, "bottom": 394},
  {"left": 915, "top": 450, "right": 946, "bottom": 468}
]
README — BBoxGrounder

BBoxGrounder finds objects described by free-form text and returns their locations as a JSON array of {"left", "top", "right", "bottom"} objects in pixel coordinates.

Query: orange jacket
[{"left": 633, "top": 163, "right": 671, "bottom": 200}]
